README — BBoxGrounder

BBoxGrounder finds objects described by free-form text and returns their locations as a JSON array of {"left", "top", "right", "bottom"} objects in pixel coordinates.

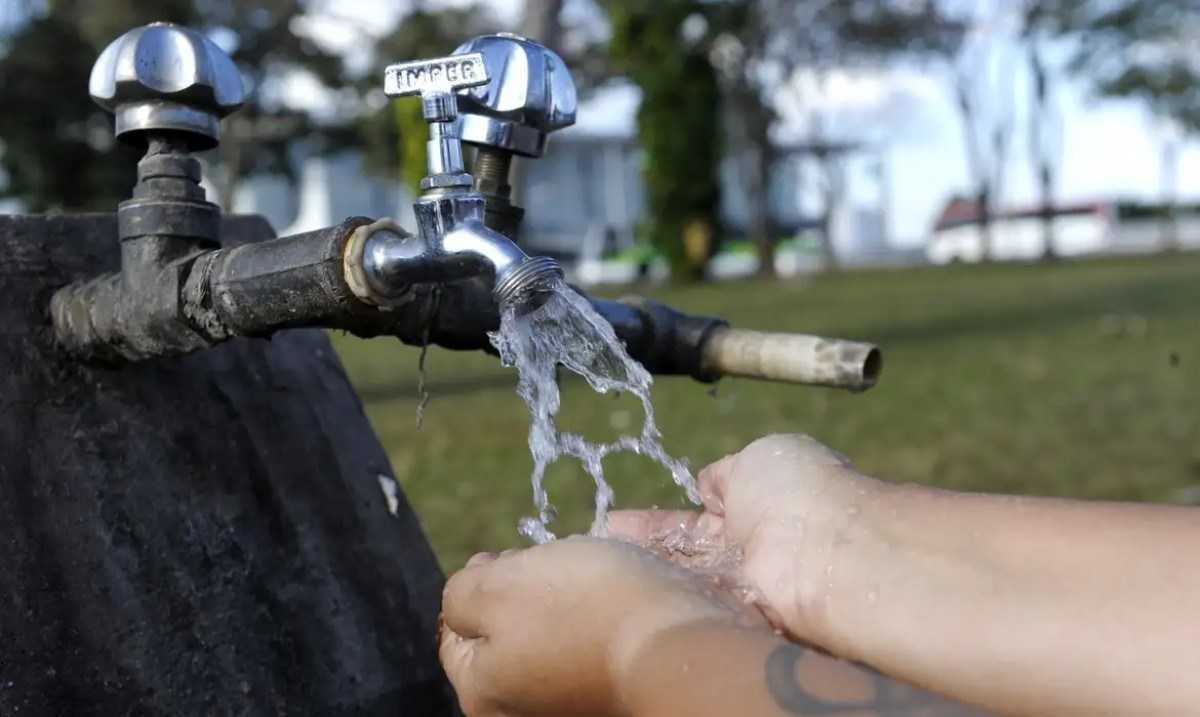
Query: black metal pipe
[
  {"left": 184, "top": 217, "right": 373, "bottom": 341},
  {"left": 55, "top": 214, "right": 732, "bottom": 385},
  {"left": 346, "top": 280, "right": 726, "bottom": 383},
  {"left": 590, "top": 297, "right": 726, "bottom": 381}
]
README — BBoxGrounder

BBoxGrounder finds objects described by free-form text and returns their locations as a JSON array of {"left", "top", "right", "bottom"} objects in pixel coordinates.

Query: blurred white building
[{"left": 926, "top": 198, "right": 1200, "bottom": 264}]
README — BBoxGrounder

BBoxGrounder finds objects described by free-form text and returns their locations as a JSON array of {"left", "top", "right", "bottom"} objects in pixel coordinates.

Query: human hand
[
  {"left": 438, "top": 536, "right": 763, "bottom": 717},
  {"left": 608, "top": 433, "right": 884, "bottom": 646}
]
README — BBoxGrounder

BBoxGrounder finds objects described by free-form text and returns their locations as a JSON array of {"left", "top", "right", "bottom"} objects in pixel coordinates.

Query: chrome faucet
[
  {"left": 51, "top": 28, "right": 572, "bottom": 360},
  {"left": 346, "top": 50, "right": 563, "bottom": 313},
  {"left": 47, "top": 22, "right": 881, "bottom": 392}
]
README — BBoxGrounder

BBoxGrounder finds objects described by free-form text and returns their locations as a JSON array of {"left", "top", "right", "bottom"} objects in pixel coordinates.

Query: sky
[{"left": 301, "top": 0, "right": 1200, "bottom": 247}]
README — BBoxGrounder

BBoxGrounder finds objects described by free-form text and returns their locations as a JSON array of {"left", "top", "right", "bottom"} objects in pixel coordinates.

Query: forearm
[
  {"left": 822, "top": 483, "right": 1200, "bottom": 715},
  {"left": 622, "top": 621, "right": 980, "bottom": 717}
]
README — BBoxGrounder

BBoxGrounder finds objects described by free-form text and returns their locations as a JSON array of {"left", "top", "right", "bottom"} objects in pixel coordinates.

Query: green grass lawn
[{"left": 332, "top": 253, "right": 1200, "bottom": 571}]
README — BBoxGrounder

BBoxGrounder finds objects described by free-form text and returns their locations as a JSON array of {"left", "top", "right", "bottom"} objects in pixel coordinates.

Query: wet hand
[
  {"left": 439, "top": 536, "right": 761, "bottom": 717},
  {"left": 608, "top": 434, "right": 883, "bottom": 645}
]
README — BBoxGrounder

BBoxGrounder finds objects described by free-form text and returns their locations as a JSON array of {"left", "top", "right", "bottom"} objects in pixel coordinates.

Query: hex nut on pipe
[
  {"left": 700, "top": 328, "right": 882, "bottom": 392},
  {"left": 343, "top": 218, "right": 413, "bottom": 307}
]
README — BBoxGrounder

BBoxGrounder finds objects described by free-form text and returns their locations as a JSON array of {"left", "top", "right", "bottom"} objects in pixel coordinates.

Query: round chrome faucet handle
[
  {"left": 89, "top": 22, "right": 245, "bottom": 151},
  {"left": 451, "top": 33, "right": 578, "bottom": 158}
]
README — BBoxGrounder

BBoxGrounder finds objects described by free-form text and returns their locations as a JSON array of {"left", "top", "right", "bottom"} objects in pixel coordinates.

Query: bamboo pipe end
[{"left": 700, "top": 328, "right": 882, "bottom": 391}]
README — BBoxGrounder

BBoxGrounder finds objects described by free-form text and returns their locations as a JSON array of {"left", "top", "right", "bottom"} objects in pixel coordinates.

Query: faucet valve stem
[
  {"left": 422, "top": 93, "right": 457, "bottom": 122},
  {"left": 383, "top": 53, "right": 490, "bottom": 190}
]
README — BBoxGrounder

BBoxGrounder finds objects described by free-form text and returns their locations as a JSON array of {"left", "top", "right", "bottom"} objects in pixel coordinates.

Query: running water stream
[{"left": 489, "top": 280, "right": 701, "bottom": 542}]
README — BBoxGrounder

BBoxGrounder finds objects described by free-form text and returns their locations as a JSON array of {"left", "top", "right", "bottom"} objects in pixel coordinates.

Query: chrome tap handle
[
  {"left": 383, "top": 53, "right": 490, "bottom": 189},
  {"left": 89, "top": 22, "right": 244, "bottom": 150},
  {"left": 451, "top": 34, "right": 577, "bottom": 158}
]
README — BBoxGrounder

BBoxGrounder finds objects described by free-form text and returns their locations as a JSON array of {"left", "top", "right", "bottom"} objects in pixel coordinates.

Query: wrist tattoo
[{"left": 765, "top": 643, "right": 988, "bottom": 716}]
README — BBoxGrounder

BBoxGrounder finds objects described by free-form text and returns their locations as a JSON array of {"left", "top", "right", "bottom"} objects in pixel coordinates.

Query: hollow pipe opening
[
  {"left": 860, "top": 347, "right": 883, "bottom": 390},
  {"left": 493, "top": 255, "right": 563, "bottom": 315}
]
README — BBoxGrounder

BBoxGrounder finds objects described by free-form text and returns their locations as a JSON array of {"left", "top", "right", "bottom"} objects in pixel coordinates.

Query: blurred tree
[
  {"left": 360, "top": 4, "right": 495, "bottom": 195},
  {"left": 181, "top": 0, "right": 348, "bottom": 210},
  {"left": 0, "top": 1, "right": 193, "bottom": 211},
  {"left": 52, "top": 0, "right": 194, "bottom": 49},
  {"left": 1019, "top": 1, "right": 1072, "bottom": 260},
  {"left": 0, "top": 13, "right": 135, "bottom": 210},
  {"left": 739, "top": 0, "right": 955, "bottom": 272},
  {"left": 520, "top": 0, "right": 564, "bottom": 52},
  {"left": 1069, "top": 0, "right": 1200, "bottom": 131},
  {"left": 0, "top": 0, "right": 348, "bottom": 213},
  {"left": 604, "top": 0, "right": 960, "bottom": 278},
  {"left": 1066, "top": 0, "right": 1199, "bottom": 250},
  {"left": 603, "top": 0, "right": 721, "bottom": 281},
  {"left": 928, "top": 1, "right": 1196, "bottom": 261},
  {"left": 705, "top": 1, "right": 774, "bottom": 276},
  {"left": 811, "top": 1, "right": 960, "bottom": 269},
  {"left": 951, "top": 11, "right": 1015, "bottom": 264}
]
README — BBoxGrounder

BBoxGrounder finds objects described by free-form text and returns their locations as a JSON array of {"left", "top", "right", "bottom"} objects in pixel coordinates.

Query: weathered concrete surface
[{"left": 0, "top": 214, "right": 457, "bottom": 715}]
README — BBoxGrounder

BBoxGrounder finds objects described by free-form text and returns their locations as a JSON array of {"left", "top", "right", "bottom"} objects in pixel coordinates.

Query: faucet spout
[
  {"left": 444, "top": 221, "right": 562, "bottom": 310},
  {"left": 440, "top": 220, "right": 527, "bottom": 282},
  {"left": 355, "top": 216, "right": 562, "bottom": 313}
]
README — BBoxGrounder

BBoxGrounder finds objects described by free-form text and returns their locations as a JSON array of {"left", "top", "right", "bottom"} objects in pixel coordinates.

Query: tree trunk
[
  {"left": 954, "top": 70, "right": 1004, "bottom": 265},
  {"left": 509, "top": 0, "right": 565, "bottom": 208},
  {"left": 0, "top": 214, "right": 457, "bottom": 716},
  {"left": 977, "top": 185, "right": 993, "bottom": 262},
  {"left": 1029, "top": 41, "right": 1057, "bottom": 261},
  {"left": 1038, "top": 164, "right": 1056, "bottom": 261},
  {"left": 519, "top": 0, "right": 564, "bottom": 48},
  {"left": 1161, "top": 138, "right": 1180, "bottom": 251},
  {"left": 817, "top": 154, "right": 842, "bottom": 272},
  {"left": 217, "top": 119, "right": 245, "bottom": 212},
  {"left": 820, "top": 226, "right": 839, "bottom": 271},
  {"left": 744, "top": 97, "right": 775, "bottom": 278},
  {"left": 750, "top": 143, "right": 776, "bottom": 278},
  {"left": 819, "top": 207, "right": 837, "bottom": 271}
]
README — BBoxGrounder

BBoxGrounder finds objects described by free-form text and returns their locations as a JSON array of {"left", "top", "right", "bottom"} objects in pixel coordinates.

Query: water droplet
[
  {"left": 867, "top": 590, "right": 878, "bottom": 604},
  {"left": 846, "top": 505, "right": 860, "bottom": 517},
  {"left": 519, "top": 517, "right": 556, "bottom": 544}
]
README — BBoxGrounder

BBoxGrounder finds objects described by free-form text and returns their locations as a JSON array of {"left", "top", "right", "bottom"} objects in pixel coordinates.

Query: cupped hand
[
  {"left": 608, "top": 433, "right": 884, "bottom": 645},
  {"left": 439, "top": 536, "right": 763, "bottom": 717}
]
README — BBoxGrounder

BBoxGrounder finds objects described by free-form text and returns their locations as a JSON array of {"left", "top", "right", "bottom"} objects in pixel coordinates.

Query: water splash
[
  {"left": 489, "top": 280, "right": 700, "bottom": 542},
  {"left": 638, "top": 524, "right": 761, "bottom": 607}
]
